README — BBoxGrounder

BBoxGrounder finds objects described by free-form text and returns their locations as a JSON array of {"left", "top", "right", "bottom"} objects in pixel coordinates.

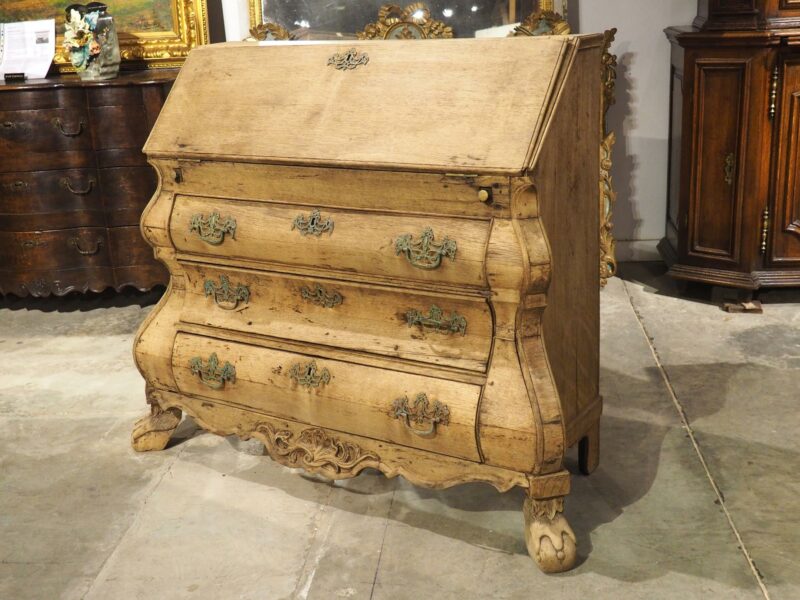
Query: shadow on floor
[{"left": 0, "top": 286, "right": 165, "bottom": 313}]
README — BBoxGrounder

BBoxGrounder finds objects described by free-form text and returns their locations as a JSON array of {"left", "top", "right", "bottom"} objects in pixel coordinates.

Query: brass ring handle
[
  {"left": 60, "top": 177, "right": 95, "bottom": 195},
  {"left": 391, "top": 393, "right": 450, "bottom": 439},
  {"left": 52, "top": 118, "right": 84, "bottom": 137},
  {"left": 724, "top": 153, "right": 735, "bottom": 186},
  {"left": 68, "top": 237, "right": 103, "bottom": 255}
]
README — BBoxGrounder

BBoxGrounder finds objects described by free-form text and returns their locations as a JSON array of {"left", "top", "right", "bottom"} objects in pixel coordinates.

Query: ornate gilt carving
[
  {"left": 514, "top": 10, "right": 571, "bottom": 36},
  {"left": 357, "top": 3, "right": 453, "bottom": 40},
  {"left": 599, "top": 29, "right": 618, "bottom": 287},
  {"left": 248, "top": 22, "right": 293, "bottom": 41},
  {"left": 255, "top": 422, "right": 380, "bottom": 477}
]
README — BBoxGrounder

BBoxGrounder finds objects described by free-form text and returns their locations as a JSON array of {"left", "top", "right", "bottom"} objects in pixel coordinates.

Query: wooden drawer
[
  {"left": 170, "top": 196, "right": 491, "bottom": 289},
  {"left": 172, "top": 333, "right": 482, "bottom": 461},
  {"left": 0, "top": 228, "right": 110, "bottom": 270},
  {"left": 180, "top": 263, "right": 493, "bottom": 372},
  {"left": 0, "top": 108, "right": 91, "bottom": 154},
  {"left": 0, "top": 169, "right": 103, "bottom": 231}
]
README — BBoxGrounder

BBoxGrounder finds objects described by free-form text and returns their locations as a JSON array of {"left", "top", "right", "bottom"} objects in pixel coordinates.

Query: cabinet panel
[
  {"left": 688, "top": 59, "right": 749, "bottom": 263},
  {"left": 770, "top": 56, "right": 800, "bottom": 264}
]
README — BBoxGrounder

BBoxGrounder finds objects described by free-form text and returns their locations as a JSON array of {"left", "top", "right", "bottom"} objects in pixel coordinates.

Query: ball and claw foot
[
  {"left": 524, "top": 496, "right": 577, "bottom": 573},
  {"left": 131, "top": 403, "right": 182, "bottom": 452}
]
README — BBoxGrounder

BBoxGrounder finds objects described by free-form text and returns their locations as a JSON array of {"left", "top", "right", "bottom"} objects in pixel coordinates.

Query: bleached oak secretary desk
[{"left": 132, "top": 36, "right": 603, "bottom": 573}]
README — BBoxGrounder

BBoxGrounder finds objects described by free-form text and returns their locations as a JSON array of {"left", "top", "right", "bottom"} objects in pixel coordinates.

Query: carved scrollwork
[
  {"left": 248, "top": 21, "right": 293, "bottom": 41},
  {"left": 395, "top": 227, "right": 457, "bottom": 270},
  {"left": 513, "top": 10, "right": 571, "bottom": 36},
  {"left": 599, "top": 29, "right": 618, "bottom": 287},
  {"left": 357, "top": 3, "right": 453, "bottom": 40},
  {"left": 255, "top": 422, "right": 380, "bottom": 477},
  {"left": 405, "top": 305, "right": 467, "bottom": 335}
]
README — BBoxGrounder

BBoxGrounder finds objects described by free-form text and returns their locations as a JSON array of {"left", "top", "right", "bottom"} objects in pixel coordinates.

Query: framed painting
[{"left": 0, "top": 0, "right": 209, "bottom": 71}]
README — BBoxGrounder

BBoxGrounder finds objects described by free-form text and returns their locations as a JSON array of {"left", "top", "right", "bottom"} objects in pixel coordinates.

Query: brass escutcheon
[
  {"left": 288, "top": 360, "right": 331, "bottom": 389},
  {"left": 292, "top": 209, "right": 334, "bottom": 236}
]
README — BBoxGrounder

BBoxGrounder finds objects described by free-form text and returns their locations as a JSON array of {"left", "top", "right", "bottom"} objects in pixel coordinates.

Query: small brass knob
[{"left": 477, "top": 188, "right": 491, "bottom": 203}]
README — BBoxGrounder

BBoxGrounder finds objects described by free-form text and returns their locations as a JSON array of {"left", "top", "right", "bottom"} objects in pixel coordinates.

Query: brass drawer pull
[
  {"left": 68, "top": 237, "right": 103, "bottom": 255},
  {"left": 392, "top": 393, "right": 450, "bottom": 439},
  {"left": 300, "top": 283, "right": 343, "bottom": 308},
  {"left": 405, "top": 305, "right": 467, "bottom": 335},
  {"left": 288, "top": 360, "right": 331, "bottom": 388},
  {"left": 52, "top": 117, "right": 85, "bottom": 137},
  {"left": 3, "top": 180, "right": 28, "bottom": 192},
  {"left": 189, "top": 211, "right": 237, "bottom": 245},
  {"left": 724, "top": 153, "right": 735, "bottom": 186},
  {"left": 189, "top": 352, "right": 236, "bottom": 389},
  {"left": 292, "top": 209, "right": 334, "bottom": 236},
  {"left": 60, "top": 177, "right": 95, "bottom": 195},
  {"left": 395, "top": 227, "right": 457, "bottom": 270},
  {"left": 2, "top": 121, "right": 15, "bottom": 129},
  {"left": 204, "top": 275, "right": 250, "bottom": 310}
]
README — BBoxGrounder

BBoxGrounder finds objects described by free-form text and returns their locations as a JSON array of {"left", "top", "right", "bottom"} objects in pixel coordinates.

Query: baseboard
[{"left": 615, "top": 239, "right": 662, "bottom": 262}]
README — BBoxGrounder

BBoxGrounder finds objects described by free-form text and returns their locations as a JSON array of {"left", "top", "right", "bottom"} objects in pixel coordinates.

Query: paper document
[{"left": 0, "top": 19, "right": 56, "bottom": 80}]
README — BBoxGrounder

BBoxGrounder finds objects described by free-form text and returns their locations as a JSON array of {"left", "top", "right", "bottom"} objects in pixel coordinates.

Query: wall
[
  {"left": 572, "top": 0, "right": 697, "bottom": 260},
  {"left": 218, "top": 1, "right": 700, "bottom": 261}
]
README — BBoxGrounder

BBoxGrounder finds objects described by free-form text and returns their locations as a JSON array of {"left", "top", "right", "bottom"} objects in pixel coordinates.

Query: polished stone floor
[{"left": 1, "top": 263, "right": 797, "bottom": 599}]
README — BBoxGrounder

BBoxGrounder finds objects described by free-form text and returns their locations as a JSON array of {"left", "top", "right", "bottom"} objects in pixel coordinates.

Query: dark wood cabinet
[
  {"left": 695, "top": 0, "right": 800, "bottom": 30},
  {"left": 0, "top": 71, "right": 174, "bottom": 297},
  {"left": 661, "top": 26, "right": 800, "bottom": 288}
]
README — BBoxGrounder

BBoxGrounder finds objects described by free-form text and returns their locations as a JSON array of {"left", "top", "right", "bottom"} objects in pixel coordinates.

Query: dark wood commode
[
  {"left": 0, "top": 71, "right": 174, "bottom": 297},
  {"left": 661, "top": 19, "right": 800, "bottom": 289}
]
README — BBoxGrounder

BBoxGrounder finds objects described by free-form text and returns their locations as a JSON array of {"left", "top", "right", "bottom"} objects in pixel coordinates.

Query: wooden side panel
[
  {"left": 769, "top": 55, "right": 800, "bottom": 265},
  {"left": 531, "top": 39, "right": 601, "bottom": 447},
  {"left": 666, "top": 44, "right": 685, "bottom": 251}
]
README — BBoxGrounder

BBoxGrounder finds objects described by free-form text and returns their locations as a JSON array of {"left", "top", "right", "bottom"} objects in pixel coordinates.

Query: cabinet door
[
  {"left": 680, "top": 47, "right": 773, "bottom": 273},
  {"left": 769, "top": 55, "right": 800, "bottom": 266}
]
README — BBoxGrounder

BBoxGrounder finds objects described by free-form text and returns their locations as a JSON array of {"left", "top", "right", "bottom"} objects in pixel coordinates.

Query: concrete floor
[{"left": 1, "top": 263, "right": 798, "bottom": 600}]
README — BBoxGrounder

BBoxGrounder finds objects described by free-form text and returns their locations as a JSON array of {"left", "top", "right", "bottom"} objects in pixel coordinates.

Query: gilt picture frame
[{"left": 0, "top": 0, "right": 209, "bottom": 71}]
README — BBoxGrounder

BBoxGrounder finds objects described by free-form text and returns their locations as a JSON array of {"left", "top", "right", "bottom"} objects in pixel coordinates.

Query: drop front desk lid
[{"left": 145, "top": 36, "right": 587, "bottom": 175}]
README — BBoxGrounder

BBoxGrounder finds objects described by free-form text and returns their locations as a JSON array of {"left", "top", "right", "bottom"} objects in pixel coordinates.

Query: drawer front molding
[
  {"left": 292, "top": 209, "right": 334, "bottom": 236},
  {"left": 189, "top": 352, "right": 236, "bottom": 389},
  {"left": 204, "top": 275, "right": 250, "bottom": 310},
  {"left": 189, "top": 211, "right": 237, "bottom": 245},
  {"left": 395, "top": 227, "right": 457, "bottom": 269},
  {"left": 300, "top": 282, "right": 343, "bottom": 308},
  {"left": 288, "top": 360, "right": 331, "bottom": 388},
  {"left": 392, "top": 392, "right": 450, "bottom": 438},
  {"left": 405, "top": 304, "right": 467, "bottom": 335}
]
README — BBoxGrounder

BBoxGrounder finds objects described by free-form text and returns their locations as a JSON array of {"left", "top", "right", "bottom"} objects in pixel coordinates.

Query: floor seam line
[
  {"left": 79, "top": 434, "right": 191, "bottom": 600},
  {"left": 368, "top": 485, "right": 396, "bottom": 600},
  {"left": 290, "top": 483, "right": 336, "bottom": 600},
  {"left": 620, "top": 279, "right": 771, "bottom": 600}
]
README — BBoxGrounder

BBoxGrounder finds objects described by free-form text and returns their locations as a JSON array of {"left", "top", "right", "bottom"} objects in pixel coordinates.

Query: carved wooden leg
[
  {"left": 131, "top": 387, "right": 182, "bottom": 452},
  {"left": 578, "top": 419, "right": 600, "bottom": 475},
  {"left": 523, "top": 495, "right": 577, "bottom": 573}
]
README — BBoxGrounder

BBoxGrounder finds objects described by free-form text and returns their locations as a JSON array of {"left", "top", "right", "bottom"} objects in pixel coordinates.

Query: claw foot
[
  {"left": 523, "top": 496, "right": 577, "bottom": 573},
  {"left": 131, "top": 390, "right": 182, "bottom": 452}
]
